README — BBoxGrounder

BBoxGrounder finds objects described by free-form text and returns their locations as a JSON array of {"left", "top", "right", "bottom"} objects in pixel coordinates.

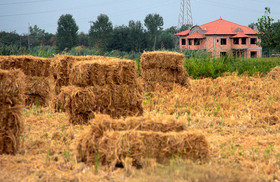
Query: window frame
[{"left": 221, "top": 38, "right": 227, "bottom": 45}]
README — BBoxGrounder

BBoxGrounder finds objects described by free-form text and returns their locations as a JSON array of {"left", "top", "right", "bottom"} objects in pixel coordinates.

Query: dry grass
[{"left": 1, "top": 62, "right": 280, "bottom": 181}]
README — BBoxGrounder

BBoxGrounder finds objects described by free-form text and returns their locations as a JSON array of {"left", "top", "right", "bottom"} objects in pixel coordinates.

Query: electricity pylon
[{"left": 178, "top": 0, "right": 193, "bottom": 29}]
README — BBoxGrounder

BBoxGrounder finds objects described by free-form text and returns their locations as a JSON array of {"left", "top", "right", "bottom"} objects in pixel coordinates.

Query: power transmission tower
[{"left": 178, "top": 0, "right": 193, "bottom": 29}]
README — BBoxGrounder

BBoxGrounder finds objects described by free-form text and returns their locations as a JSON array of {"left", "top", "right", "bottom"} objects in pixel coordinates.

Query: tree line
[{"left": 0, "top": 13, "right": 182, "bottom": 54}]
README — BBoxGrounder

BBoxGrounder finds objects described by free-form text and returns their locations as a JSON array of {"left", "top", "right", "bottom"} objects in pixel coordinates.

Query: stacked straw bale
[
  {"left": 140, "top": 51, "right": 189, "bottom": 91},
  {"left": 0, "top": 55, "right": 53, "bottom": 106},
  {"left": 77, "top": 115, "right": 209, "bottom": 168},
  {"left": 52, "top": 55, "right": 108, "bottom": 94},
  {"left": 57, "top": 57, "right": 143, "bottom": 124},
  {"left": 0, "top": 69, "right": 25, "bottom": 154}
]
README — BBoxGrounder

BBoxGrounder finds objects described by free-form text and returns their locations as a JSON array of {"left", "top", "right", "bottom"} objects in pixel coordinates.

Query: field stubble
[{"left": 1, "top": 69, "right": 280, "bottom": 181}]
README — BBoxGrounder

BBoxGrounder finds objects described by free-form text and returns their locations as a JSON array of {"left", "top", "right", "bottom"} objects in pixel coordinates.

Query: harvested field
[
  {"left": 0, "top": 69, "right": 25, "bottom": 155},
  {"left": 141, "top": 51, "right": 189, "bottom": 91},
  {"left": 1, "top": 55, "right": 280, "bottom": 181}
]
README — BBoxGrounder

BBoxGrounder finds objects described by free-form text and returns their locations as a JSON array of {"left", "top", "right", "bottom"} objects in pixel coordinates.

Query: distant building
[{"left": 176, "top": 17, "right": 262, "bottom": 58}]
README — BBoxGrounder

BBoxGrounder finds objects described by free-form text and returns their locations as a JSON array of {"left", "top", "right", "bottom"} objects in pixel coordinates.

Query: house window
[
  {"left": 188, "top": 39, "right": 192, "bottom": 45},
  {"left": 251, "top": 51, "right": 257, "bottom": 58},
  {"left": 220, "top": 52, "right": 227, "bottom": 57},
  {"left": 233, "top": 38, "right": 239, "bottom": 45},
  {"left": 221, "top": 38, "right": 227, "bottom": 45},
  {"left": 194, "top": 39, "right": 200, "bottom": 45},
  {"left": 250, "top": 38, "right": 257, "bottom": 44},
  {"left": 242, "top": 38, "right": 246, "bottom": 45},
  {"left": 181, "top": 39, "right": 186, "bottom": 45}
]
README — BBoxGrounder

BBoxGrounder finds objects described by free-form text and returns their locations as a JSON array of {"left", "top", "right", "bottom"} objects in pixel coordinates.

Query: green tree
[
  {"left": 272, "top": 21, "right": 280, "bottom": 52},
  {"left": 128, "top": 20, "right": 146, "bottom": 52},
  {"left": 144, "top": 13, "right": 164, "bottom": 50},
  {"left": 78, "top": 32, "right": 89, "bottom": 47},
  {"left": 256, "top": 7, "right": 274, "bottom": 56},
  {"left": 29, "top": 25, "right": 46, "bottom": 46},
  {"left": 109, "top": 25, "right": 130, "bottom": 52},
  {"left": 179, "top": 24, "right": 192, "bottom": 32},
  {"left": 157, "top": 26, "right": 177, "bottom": 50},
  {"left": 89, "top": 14, "right": 113, "bottom": 53},
  {"left": 0, "top": 31, "right": 20, "bottom": 46},
  {"left": 248, "top": 22, "right": 257, "bottom": 30},
  {"left": 56, "top": 14, "right": 79, "bottom": 51}
]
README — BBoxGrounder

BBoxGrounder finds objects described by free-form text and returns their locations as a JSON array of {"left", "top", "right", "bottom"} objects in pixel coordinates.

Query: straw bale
[
  {"left": 267, "top": 66, "right": 280, "bottom": 80},
  {"left": 0, "top": 69, "right": 26, "bottom": 107},
  {"left": 0, "top": 107, "right": 23, "bottom": 155},
  {"left": 77, "top": 130, "right": 209, "bottom": 167},
  {"left": 57, "top": 84, "right": 143, "bottom": 123},
  {"left": 141, "top": 51, "right": 185, "bottom": 70},
  {"left": 142, "top": 68, "right": 189, "bottom": 85},
  {"left": 87, "top": 114, "right": 187, "bottom": 138},
  {"left": 52, "top": 55, "right": 110, "bottom": 93},
  {"left": 69, "top": 59, "right": 137, "bottom": 87},
  {"left": 143, "top": 80, "right": 189, "bottom": 92},
  {"left": 24, "top": 76, "right": 53, "bottom": 106},
  {"left": 0, "top": 55, "right": 51, "bottom": 77},
  {"left": 57, "top": 86, "right": 96, "bottom": 124}
]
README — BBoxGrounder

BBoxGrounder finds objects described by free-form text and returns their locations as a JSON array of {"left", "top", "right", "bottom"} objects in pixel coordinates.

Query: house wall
[{"left": 180, "top": 35, "right": 262, "bottom": 58}]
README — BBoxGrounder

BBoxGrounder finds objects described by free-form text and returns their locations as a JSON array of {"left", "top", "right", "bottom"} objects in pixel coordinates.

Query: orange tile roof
[
  {"left": 176, "top": 17, "right": 258, "bottom": 36},
  {"left": 183, "top": 31, "right": 205, "bottom": 39},
  {"left": 175, "top": 29, "right": 190, "bottom": 36},
  {"left": 230, "top": 32, "right": 250, "bottom": 38}
]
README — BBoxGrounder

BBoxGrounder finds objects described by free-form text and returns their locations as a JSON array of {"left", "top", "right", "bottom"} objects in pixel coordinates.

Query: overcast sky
[{"left": 0, "top": 0, "right": 279, "bottom": 34}]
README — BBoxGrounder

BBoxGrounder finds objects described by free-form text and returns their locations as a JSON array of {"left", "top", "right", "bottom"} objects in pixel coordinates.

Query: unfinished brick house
[{"left": 176, "top": 17, "right": 262, "bottom": 58}]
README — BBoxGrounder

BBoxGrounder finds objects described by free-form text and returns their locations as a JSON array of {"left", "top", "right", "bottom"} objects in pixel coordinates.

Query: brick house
[{"left": 176, "top": 17, "right": 262, "bottom": 58}]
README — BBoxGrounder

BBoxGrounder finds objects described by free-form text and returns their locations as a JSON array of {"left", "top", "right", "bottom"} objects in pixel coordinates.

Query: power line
[{"left": 0, "top": 0, "right": 52, "bottom": 6}]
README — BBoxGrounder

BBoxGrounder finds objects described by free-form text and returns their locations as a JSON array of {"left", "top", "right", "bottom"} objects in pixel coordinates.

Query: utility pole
[
  {"left": 28, "top": 23, "right": 30, "bottom": 49},
  {"left": 178, "top": 0, "right": 193, "bottom": 29}
]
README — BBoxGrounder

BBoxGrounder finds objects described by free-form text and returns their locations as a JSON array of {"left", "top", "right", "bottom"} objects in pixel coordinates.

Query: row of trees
[{"left": 1, "top": 13, "right": 181, "bottom": 53}]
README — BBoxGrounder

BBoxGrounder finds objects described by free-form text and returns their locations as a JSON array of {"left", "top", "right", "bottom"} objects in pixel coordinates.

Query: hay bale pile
[
  {"left": 52, "top": 55, "right": 108, "bottom": 94},
  {"left": 57, "top": 57, "right": 143, "bottom": 124},
  {"left": 77, "top": 115, "right": 209, "bottom": 168},
  {"left": 0, "top": 55, "right": 53, "bottom": 106},
  {"left": 0, "top": 69, "right": 25, "bottom": 154},
  {"left": 140, "top": 51, "right": 189, "bottom": 91}
]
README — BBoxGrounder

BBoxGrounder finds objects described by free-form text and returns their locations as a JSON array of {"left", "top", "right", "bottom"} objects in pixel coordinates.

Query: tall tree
[
  {"left": 89, "top": 14, "right": 113, "bottom": 53},
  {"left": 56, "top": 14, "right": 79, "bottom": 51},
  {"left": 157, "top": 26, "right": 177, "bottom": 50},
  {"left": 144, "top": 13, "right": 164, "bottom": 50},
  {"left": 78, "top": 32, "right": 89, "bottom": 47},
  {"left": 128, "top": 20, "right": 146, "bottom": 52},
  {"left": 29, "top": 25, "right": 46, "bottom": 46},
  {"left": 272, "top": 21, "right": 280, "bottom": 52},
  {"left": 109, "top": 25, "right": 130, "bottom": 52},
  {"left": 256, "top": 7, "right": 274, "bottom": 56}
]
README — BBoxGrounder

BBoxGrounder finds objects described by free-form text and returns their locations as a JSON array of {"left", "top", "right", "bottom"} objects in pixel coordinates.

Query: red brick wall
[{"left": 180, "top": 35, "right": 262, "bottom": 58}]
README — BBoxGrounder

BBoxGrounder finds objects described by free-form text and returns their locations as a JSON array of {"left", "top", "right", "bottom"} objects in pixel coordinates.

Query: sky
[{"left": 0, "top": 0, "right": 279, "bottom": 34}]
